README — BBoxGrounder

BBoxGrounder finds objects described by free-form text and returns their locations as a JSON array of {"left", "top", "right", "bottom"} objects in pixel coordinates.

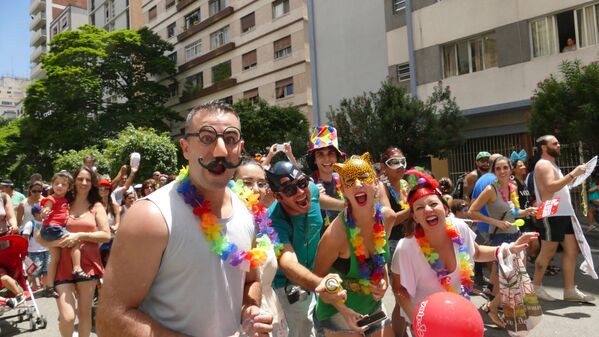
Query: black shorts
[{"left": 537, "top": 216, "right": 574, "bottom": 242}]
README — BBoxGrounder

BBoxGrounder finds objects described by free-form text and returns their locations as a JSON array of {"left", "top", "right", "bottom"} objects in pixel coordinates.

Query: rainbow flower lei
[
  {"left": 345, "top": 204, "right": 387, "bottom": 294},
  {"left": 414, "top": 219, "right": 474, "bottom": 299},
  {"left": 494, "top": 181, "right": 521, "bottom": 215},
  {"left": 176, "top": 166, "right": 271, "bottom": 269},
  {"left": 387, "top": 181, "right": 409, "bottom": 210},
  {"left": 230, "top": 180, "right": 284, "bottom": 257}
]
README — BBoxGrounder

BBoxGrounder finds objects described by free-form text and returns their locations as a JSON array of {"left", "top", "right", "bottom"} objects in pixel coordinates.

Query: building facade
[
  {"left": 385, "top": 0, "right": 599, "bottom": 179},
  {"left": 88, "top": 0, "right": 144, "bottom": 31},
  {"left": 29, "top": 0, "right": 89, "bottom": 80},
  {"left": 143, "top": 0, "right": 312, "bottom": 133},
  {"left": 0, "top": 77, "right": 31, "bottom": 120},
  {"left": 49, "top": 5, "right": 89, "bottom": 41}
]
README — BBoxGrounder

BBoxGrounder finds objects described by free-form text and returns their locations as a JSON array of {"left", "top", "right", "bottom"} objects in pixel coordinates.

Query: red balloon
[{"left": 412, "top": 292, "right": 484, "bottom": 337}]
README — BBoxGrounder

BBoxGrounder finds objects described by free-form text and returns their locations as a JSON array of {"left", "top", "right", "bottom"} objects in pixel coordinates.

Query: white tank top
[
  {"left": 534, "top": 159, "right": 576, "bottom": 217},
  {"left": 139, "top": 181, "right": 255, "bottom": 336}
]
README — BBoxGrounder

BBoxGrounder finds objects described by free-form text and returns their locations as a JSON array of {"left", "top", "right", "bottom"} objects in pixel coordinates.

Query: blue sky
[{"left": 0, "top": 1, "right": 32, "bottom": 78}]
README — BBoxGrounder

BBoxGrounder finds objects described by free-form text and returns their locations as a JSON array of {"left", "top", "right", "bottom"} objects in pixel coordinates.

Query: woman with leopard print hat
[{"left": 313, "top": 153, "right": 396, "bottom": 336}]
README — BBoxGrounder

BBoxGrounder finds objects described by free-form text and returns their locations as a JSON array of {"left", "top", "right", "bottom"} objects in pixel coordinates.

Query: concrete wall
[{"left": 312, "top": 0, "right": 388, "bottom": 123}]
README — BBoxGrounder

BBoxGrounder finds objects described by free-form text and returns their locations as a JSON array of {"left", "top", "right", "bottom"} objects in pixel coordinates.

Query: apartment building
[
  {"left": 0, "top": 77, "right": 31, "bottom": 120},
  {"left": 385, "top": 0, "right": 599, "bottom": 179},
  {"left": 29, "top": 0, "right": 88, "bottom": 80},
  {"left": 143, "top": 0, "right": 312, "bottom": 132},
  {"left": 88, "top": 0, "right": 144, "bottom": 31},
  {"left": 49, "top": 5, "right": 89, "bottom": 41}
]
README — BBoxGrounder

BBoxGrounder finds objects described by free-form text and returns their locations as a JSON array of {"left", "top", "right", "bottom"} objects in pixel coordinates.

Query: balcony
[
  {"left": 177, "top": 6, "right": 233, "bottom": 43},
  {"left": 178, "top": 42, "right": 235, "bottom": 73},
  {"left": 180, "top": 77, "right": 237, "bottom": 104},
  {"left": 30, "top": 11, "right": 46, "bottom": 30},
  {"left": 30, "top": 28, "right": 46, "bottom": 47},
  {"left": 30, "top": 45, "right": 46, "bottom": 63},
  {"left": 29, "top": 0, "right": 46, "bottom": 15},
  {"left": 176, "top": 0, "right": 196, "bottom": 11},
  {"left": 31, "top": 63, "right": 45, "bottom": 80}
]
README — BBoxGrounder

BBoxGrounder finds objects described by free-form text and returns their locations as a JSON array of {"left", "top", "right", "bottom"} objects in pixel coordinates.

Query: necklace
[
  {"left": 314, "top": 171, "right": 344, "bottom": 226},
  {"left": 230, "top": 180, "right": 284, "bottom": 257},
  {"left": 345, "top": 204, "right": 387, "bottom": 294},
  {"left": 387, "top": 181, "right": 408, "bottom": 210},
  {"left": 494, "top": 181, "right": 521, "bottom": 215},
  {"left": 414, "top": 219, "right": 474, "bottom": 299},
  {"left": 176, "top": 166, "right": 271, "bottom": 269}
]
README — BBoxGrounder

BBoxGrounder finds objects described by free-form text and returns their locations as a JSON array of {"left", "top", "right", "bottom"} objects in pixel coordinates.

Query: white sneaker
[
  {"left": 534, "top": 285, "right": 557, "bottom": 301},
  {"left": 564, "top": 286, "right": 595, "bottom": 302}
]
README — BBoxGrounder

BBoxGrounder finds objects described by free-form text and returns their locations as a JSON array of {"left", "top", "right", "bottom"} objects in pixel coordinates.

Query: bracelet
[{"left": 495, "top": 246, "right": 500, "bottom": 260}]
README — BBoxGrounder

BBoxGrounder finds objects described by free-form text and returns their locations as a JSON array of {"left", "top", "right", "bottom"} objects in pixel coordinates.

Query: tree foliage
[
  {"left": 327, "top": 81, "right": 465, "bottom": 163},
  {"left": 53, "top": 147, "right": 110, "bottom": 175},
  {"left": 234, "top": 98, "right": 310, "bottom": 158},
  {"left": 23, "top": 25, "right": 180, "bottom": 172},
  {"left": 531, "top": 60, "right": 599, "bottom": 146},
  {"left": 103, "top": 125, "right": 179, "bottom": 180}
]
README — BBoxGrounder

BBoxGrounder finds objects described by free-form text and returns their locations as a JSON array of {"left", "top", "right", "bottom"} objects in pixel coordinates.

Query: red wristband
[{"left": 495, "top": 246, "right": 500, "bottom": 260}]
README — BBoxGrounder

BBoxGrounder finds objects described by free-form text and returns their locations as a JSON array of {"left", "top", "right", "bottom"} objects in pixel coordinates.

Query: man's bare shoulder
[{"left": 119, "top": 199, "right": 168, "bottom": 238}]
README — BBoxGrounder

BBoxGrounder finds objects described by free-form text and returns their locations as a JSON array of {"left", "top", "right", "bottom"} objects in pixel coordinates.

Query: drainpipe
[
  {"left": 307, "top": 0, "right": 321, "bottom": 125},
  {"left": 406, "top": 0, "right": 417, "bottom": 98}
]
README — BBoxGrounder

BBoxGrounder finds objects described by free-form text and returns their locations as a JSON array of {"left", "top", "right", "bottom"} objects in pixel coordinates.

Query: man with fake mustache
[{"left": 97, "top": 102, "right": 273, "bottom": 337}]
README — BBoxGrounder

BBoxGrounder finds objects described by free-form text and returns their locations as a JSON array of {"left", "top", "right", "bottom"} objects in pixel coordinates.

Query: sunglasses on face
[
  {"left": 278, "top": 177, "right": 309, "bottom": 197},
  {"left": 31, "top": 190, "right": 43, "bottom": 194},
  {"left": 99, "top": 186, "right": 110, "bottom": 191},
  {"left": 385, "top": 156, "right": 407, "bottom": 170},
  {"left": 185, "top": 126, "right": 242, "bottom": 146}
]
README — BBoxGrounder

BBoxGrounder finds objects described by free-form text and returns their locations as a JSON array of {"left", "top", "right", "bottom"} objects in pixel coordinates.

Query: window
[
  {"left": 209, "top": 0, "right": 226, "bottom": 16},
  {"left": 149, "top": 5, "right": 157, "bottom": 21},
  {"left": 166, "top": 0, "right": 176, "bottom": 10},
  {"left": 212, "top": 61, "right": 232, "bottom": 83},
  {"left": 90, "top": 13, "right": 95, "bottom": 26},
  {"left": 185, "top": 40, "right": 202, "bottom": 61},
  {"left": 393, "top": 0, "right": 406, "bottom": 13},
  {"left": 272, "top": 0, "right": 289, "bottom": 19},
  {"left": 274, "top": 36, "right": 292, "bottom": 59},
  {"left": 184, "top": 72, "right": 203, "bottom": 95},
  {"left": 275, "top": 77, "right": 293, "bottom": 99},
  {"left": 244, "top": 88, "right": 259, "bottom": 101},
  {"left": 168, "top": 83, "right": 178, "bottom": 97},
  {"left": 52, "top": 26, "right": 58, "bottom": 37},
  {"left": 210, "top": 26, "right": 229, "bottom": 49},
  {"left": 168, "top": 51, "right": 177, "bottom": 63},
  {"left": 109, "top": 0, "right": 115, "bottom": 18},
  {"left": 396, "top": 63, "right": 410, "bottom": 81},
  {"left": 61, "top": 17, "right": 68, "bottom": 28},
  {"left": 241, "top": 12, "right": 255, "bottom": 33},
  {"left": 530, "top": 16, "right": 557, "bottom": 57},
  {"left": 242, "top": 50, "right": 257, "bottom": 70},
  {"left": 443, "top": 33, "right": 497, "bottom": 78},
  {"left": 221, "top": 96, "right": 233, "bottom": 105},
  {"left": 167, "top": 22, "right": 176, "bottom": 38},
  {"left": 91, "top": 0, "right": 95, "bottom": 10},
  {"left": 185, "top": 9, "right": 201, "bottom": 30},
  {"left": 576, "top": 5, "right": 598, "bottom": 48}
]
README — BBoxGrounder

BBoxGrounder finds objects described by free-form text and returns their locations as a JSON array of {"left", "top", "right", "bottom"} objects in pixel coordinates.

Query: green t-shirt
[
  {"left": 315, "top": 210, "right": 390, "bottom": 321},
  {"left": 268, "top": 182, "right": 323, "bottom": 289},
  {"left": 11, "top": 191, "right": 26, "bottom": 208}
]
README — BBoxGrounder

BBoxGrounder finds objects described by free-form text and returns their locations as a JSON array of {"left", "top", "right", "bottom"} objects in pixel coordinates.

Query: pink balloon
[{"left": 412, "top": 292, "right": 484, "bottom": 337}]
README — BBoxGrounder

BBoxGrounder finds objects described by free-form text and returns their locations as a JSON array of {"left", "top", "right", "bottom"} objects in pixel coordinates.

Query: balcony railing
[
  {"left": 29, "top": 0, "right": 46, "bottom": 16},
  {"left": 30, "top": 28, "right": 46, "bottom": 47},
  {"left": 31, "top": 63, "right": 45, "bottom": 80},
  {"left": 177, "top": 6, "right": 233, "bottom": 43},
  {"left": 29, "top": 11, "right": 46, "bottom": 30},
  {"left": 30, "top": 45, "right": 46, "bottom": 63},
  {"left": 176, "top": 0, "right": 196, "bottom": 11}
]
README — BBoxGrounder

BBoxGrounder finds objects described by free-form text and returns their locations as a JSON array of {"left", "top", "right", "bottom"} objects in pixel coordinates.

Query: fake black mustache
[{"left": 197, "top": 157, "right": 242, "bottom": 170}]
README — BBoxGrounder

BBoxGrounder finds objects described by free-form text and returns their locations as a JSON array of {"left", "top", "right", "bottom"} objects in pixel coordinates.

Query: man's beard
[{"left": 547, "top": 147, "right": 560, "bottom": 158}]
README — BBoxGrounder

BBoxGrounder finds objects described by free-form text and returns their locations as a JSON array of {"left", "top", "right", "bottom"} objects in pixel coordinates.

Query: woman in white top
[
  {"left": 17, "top": 181, "right": 44, "bottom": 227},
  {"left": 390, "top": 172, "right": 538, "bottom": 333},
  {"left": 234, "top": 159, "right": 288, "bottom": 337}
]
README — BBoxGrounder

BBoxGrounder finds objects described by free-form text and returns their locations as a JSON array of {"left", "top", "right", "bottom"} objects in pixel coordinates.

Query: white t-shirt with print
[
  {"left": 391, "top": 219, "right": 476, "bottom": 323},
  {"left": 21, "top": 220, "right": 48, "bottom": 253}
]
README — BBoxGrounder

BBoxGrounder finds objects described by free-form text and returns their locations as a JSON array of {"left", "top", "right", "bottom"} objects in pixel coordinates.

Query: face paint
[{"left": 333, "top": 152, "right": 376, "bottom": 190}]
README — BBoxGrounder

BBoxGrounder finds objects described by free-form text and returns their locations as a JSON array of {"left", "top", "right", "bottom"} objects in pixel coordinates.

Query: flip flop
[{"left": 480, "top": 303, "right": 506, "bottom": 328}]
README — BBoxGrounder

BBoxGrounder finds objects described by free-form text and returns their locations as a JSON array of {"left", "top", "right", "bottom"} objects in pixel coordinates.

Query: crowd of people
[{"left": 0, "top": 101, "right": 597, "bottom": 337}]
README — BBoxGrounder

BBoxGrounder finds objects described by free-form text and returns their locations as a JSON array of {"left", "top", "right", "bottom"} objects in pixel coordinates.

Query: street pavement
[{"left": 1, "top": 224, "right": 598, "bottom": 336}]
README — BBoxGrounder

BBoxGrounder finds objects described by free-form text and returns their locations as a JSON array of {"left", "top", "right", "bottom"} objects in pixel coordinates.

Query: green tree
[
  {"left": 103, "top": 125, "right": 179, "bottom": 181},
  {"left": 234, "top": 98, "right": 310, "bottom": 158},
  {"left": 23, "top": 25, "right": 180, "bottom": 157},
  {"left": 531, "top": 60, "right": 599, "bottom": 146},
  {"left": 53, "top": 148, "right": 110, "bottom": 175},
  {"left": 327, "top": 81, "right": 465, "bottom": 162}
]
